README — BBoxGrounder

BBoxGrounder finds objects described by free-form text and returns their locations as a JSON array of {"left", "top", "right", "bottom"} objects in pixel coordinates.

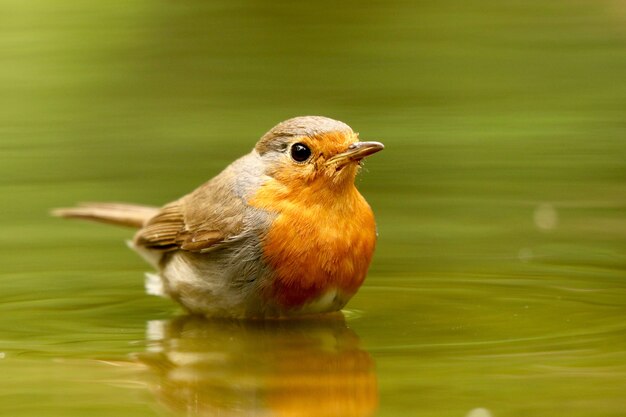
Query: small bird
[{"left": 54, "top": 116, "right": 383, "bottom": 318}]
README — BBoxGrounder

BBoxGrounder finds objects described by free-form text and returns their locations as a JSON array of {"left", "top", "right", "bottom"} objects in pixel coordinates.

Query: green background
[{"left": 1, "top": 1, "right": 625, "bottom": 416}]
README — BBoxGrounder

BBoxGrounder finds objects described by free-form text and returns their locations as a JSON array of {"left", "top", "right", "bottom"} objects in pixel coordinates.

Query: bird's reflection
[{"left": 135, "top": 314, "right": 378, "bottom": 417}]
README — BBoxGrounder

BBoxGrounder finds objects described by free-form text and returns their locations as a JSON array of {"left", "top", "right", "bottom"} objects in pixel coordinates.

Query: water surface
[{"left": 1, "top": 1, "right": 625, "bottom": 416}]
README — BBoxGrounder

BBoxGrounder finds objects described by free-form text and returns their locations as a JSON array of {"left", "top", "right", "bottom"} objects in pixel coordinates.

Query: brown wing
[
  {"left": 134, "top": 169, "right": 248, "bottom": 253},
  {"left": 133, "top": 203, "right": 188, "bottom": 250}
]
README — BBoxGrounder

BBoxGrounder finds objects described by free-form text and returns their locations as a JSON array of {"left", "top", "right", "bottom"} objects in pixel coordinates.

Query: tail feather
[{"left": 52, "top": 202, "right": 159, "bottom": 228}]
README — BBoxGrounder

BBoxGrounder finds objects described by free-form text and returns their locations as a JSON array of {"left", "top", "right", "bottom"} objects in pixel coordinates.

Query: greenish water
[{"left": 1, "top": 1, "right": 625, "bottom": 416}]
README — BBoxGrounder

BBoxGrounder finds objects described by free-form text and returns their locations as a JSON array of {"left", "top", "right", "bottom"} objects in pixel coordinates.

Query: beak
[{"left": 325, "top": 141, "right": 384, "bottom": 166}]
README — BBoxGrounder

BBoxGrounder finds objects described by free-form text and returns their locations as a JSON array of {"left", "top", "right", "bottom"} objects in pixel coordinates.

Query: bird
[{"left": 54, "top": 116, "right": 383, "bottom": 318}]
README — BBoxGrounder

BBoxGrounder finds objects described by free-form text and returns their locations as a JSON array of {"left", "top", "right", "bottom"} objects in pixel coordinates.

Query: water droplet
[
  {"left": 534, "top": 203, "right": 558, "bottom": 231},
  {"left": 518, "top": 247, "right": 533, "bottom": 262},
  {"left": 466, "top": 408, "right": 493, "bottom": 417}
]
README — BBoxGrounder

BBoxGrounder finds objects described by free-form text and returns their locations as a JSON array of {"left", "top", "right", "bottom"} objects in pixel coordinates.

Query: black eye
[{"left": 290, "top": 142, "right": 311, "bottom": 162}]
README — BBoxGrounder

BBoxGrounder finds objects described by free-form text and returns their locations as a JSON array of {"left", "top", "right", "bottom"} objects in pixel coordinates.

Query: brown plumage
[
  {"left": 54, "top": 116, "right": 383, "bottom": 318},
  {"left": 52, "top": 202, "right": 158, "bottom": 228}
]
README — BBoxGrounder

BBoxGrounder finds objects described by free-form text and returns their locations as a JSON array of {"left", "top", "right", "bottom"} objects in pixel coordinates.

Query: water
[{"left": 1, "top": 1, "right": 625, "bottom": 416}]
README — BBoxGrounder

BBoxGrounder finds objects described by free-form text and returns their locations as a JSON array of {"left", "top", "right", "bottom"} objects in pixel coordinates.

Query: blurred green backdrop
[{"left": 1, "top": 1, "right": 625, "bottom": 417}]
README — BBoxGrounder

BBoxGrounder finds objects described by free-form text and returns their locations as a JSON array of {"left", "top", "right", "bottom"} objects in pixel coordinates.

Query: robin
[{"left": 54, "top": 116, "right": 383, "bottom": 318}]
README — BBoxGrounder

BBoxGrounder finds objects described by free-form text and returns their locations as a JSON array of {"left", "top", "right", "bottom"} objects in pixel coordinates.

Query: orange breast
[{"left": 250, "top": 179, "right": 377, "bottom": 309}]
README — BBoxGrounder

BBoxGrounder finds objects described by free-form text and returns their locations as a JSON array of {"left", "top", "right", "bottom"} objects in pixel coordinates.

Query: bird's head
[{"left": 255, "top": 116, "right": 383, "bottom": 189}]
